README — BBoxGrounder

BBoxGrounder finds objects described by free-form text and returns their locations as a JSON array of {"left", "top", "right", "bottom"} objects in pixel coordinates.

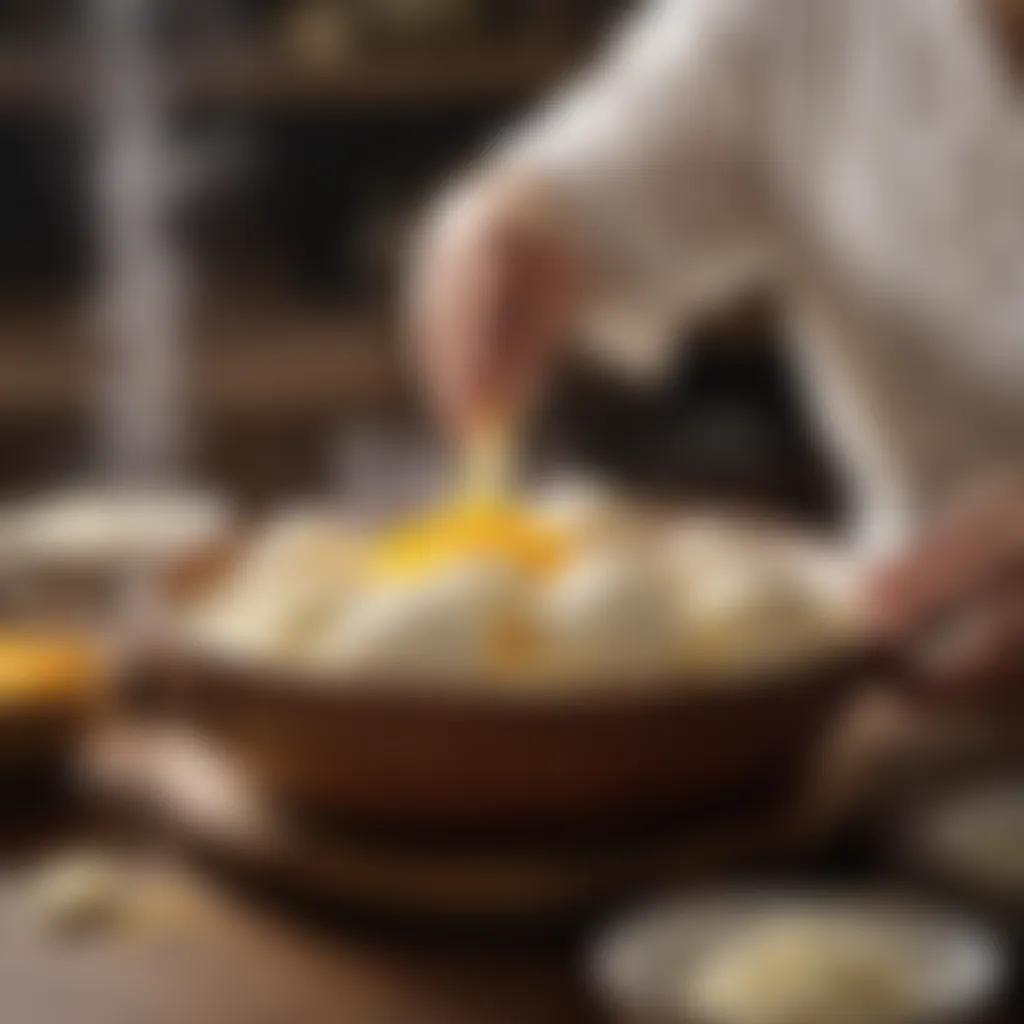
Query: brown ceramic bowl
[{"left": 159, "top": 538, "right": 878, "bottom": 835}]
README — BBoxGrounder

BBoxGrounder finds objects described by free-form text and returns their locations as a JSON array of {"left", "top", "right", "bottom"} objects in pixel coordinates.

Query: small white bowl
[{"left": 591, "top": 891, "right": 1008, "bottom": 1024}]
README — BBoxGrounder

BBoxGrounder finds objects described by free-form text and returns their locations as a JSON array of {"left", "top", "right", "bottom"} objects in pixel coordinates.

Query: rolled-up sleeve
[{"left": 509, "top": 0, "right": 773, "bottom": 377}]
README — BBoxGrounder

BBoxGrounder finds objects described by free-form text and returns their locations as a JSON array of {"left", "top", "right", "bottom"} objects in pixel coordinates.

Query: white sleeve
[{"left": 509, "top": 0, "right": 773, "bottom": 378}]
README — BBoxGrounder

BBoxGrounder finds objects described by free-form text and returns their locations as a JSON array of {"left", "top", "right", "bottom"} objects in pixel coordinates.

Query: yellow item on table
[{"left": 0, "top": 633, "right": 101, "bottom": 704}]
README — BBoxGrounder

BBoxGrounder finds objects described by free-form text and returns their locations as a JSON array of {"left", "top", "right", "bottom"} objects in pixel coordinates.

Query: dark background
[{"left": 0, "top": 0, "right": 845, "bottom": 521}]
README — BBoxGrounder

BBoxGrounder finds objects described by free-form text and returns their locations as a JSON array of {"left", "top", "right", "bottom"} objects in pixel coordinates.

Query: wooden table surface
[
  {"left": 2, "top": 901, "right": 598, "bottom": 1024},
  {"left": 4, "top": 793, "right": 1021, "bottom": 1024},
  {"left": 3, "top": 696, "right": 1023, "bottom": 1024},
  {"left": 0, "top": 787, "right": 603, "bottom": 1024}
]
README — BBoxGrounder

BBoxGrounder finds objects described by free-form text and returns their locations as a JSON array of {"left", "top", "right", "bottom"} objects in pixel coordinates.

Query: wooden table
[
  {"left": 0, "top": 787, "right": 602, "bottom": 1024},
  {"left": 2, "top": 901, "right": 598, "bottom": 1024},
  {"left": 3, "top": 695, "right": 1022, "bottom": 1024}
]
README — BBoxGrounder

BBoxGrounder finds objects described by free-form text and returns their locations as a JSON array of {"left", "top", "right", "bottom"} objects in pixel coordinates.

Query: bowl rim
[{"left": 165, "top": 631, "right": 881, "bottom": 715}]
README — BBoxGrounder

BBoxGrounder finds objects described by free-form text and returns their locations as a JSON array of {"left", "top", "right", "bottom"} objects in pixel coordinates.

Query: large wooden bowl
[
  {"left": 159, "top": 538, "right": 878, "bottom": 836},
  {"left": 166, "top": 652, "right": 869, "bottom": 835}
]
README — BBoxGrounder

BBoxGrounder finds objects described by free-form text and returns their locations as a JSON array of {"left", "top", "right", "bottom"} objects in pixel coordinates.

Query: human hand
[
  {"left": 407, "top": 173, "right": 584, "bottom": 435},
  {"left": 872, "top": 474, "right": 1024, "bottom": 698}
]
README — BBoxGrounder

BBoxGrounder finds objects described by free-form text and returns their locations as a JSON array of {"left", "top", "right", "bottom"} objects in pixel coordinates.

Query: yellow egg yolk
[{"left": 365, "top": 498, "right": 571, "bottom": 584}]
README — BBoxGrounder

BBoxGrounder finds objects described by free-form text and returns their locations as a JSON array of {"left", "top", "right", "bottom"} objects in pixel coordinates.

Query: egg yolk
[{"left": 366, "top": 499, "right": 570, "bottom": 583}]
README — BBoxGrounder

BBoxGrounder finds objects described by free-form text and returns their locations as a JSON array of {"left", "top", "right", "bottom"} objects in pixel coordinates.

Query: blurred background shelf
[
  {"left": 193, "top": 316, "right": 407, "bottom": 421},
  {"left": 0, "top": 48, "right": 579, "bottom": 110},
  {"left": 0, "top": 53, "right": 81, "bottom": 109},
  {"left": 174, "top": 46, "right": 581, "bottom": 107},
  {"left": 0, "top": 0, "right": 845, "bottom": 521},
  {"left": 0, "top": 315, "right": 404, "bottom": 419},
  {"left": 0, "top": 311, "right": 409, "bottom": 504}
]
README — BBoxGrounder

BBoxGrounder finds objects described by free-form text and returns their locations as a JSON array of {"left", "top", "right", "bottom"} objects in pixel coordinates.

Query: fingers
[
  {"left": 873, "top": 474, "right": 1024, "bottom": 636},
  {"left": 413, "top": 228, "right": 526, "bottom": 430},
  {"left": 408, "top": 176, "right": 583, "bottom": 436},
  {"left": 873, "top": 472, "right": 1024, "bottom": 700},
  {"left": 910, "top": 582, "right": 1024, "bottom": 700}
]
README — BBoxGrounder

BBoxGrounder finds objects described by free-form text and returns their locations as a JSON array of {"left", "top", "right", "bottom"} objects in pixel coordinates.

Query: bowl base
[{"left": 110, "top": 726, "right": 845, "bottom": 926}]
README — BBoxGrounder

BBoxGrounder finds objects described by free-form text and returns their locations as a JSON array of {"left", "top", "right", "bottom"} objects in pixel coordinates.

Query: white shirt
[{"left": 512, "top": 0, "right": 1024, "bottom": 551}]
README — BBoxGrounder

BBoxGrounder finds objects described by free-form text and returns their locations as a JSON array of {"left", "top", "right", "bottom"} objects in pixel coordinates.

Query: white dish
[
  {"left": 0, "top": 488, "right": 229, "bottom": 570},
  {"left": 592, "top": 891, "right": 1007, "bottom": 1024}
]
